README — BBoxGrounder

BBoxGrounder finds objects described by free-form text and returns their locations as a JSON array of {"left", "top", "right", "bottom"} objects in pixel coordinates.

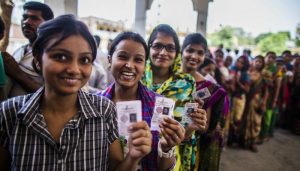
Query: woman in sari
[
  {"left": 99, "top": 31, "right": 186, "bottom": 171},
  {"left": 227, "top": 55, "right": 250, "bottom": 146},
  {"left": 142, "top": 24, "right": 207, "bottom": 171},
  {"left": 181, "top": 33, "right": 229, "bottom": 171},
  {"left": 240, "top": 55, "right": 268, "bottom": 152}
]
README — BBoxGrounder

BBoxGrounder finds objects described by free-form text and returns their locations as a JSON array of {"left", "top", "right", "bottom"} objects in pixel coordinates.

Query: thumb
[{"left": 195, "top": 98, "right": 204, "bottom": 108}]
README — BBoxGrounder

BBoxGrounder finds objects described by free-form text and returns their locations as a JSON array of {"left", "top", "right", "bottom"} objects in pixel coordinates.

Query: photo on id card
[
  {"left": 116, "top": 100, "right": 142, "bottom": 138},
  {"left": 150, "top": 97, "right": 175, "bottom": 131},
  {"left": 192, "top": 87, "right": 211, "bottom": 100},
  {"left": 182, "top": 102, "right": 199, "bottom": 127}
]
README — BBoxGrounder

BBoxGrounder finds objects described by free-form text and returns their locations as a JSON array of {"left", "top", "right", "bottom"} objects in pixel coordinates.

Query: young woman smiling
[
  {"left": 143, "top": 25, "right": 207, "bottom": 171},
  {"left": 181, "top": 33, "right": 229, "bottom": 171},
  {"left": 99, "top": 31, "right": 185, "bottom": 171}
]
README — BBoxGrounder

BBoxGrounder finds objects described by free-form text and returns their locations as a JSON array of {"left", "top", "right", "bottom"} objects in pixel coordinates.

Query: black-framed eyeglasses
[{"left": 150, "top": 43, "right": 176, "bottom": 53}]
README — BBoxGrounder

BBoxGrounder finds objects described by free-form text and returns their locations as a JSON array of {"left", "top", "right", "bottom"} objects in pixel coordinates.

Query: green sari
[{"left": 142, "top": 55, "right": 196, "bottom": 171}]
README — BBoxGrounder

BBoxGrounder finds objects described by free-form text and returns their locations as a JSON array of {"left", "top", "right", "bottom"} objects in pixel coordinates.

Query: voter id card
[
  {"left": 116, "top": 100, "right": 142, "bottom": 137},
  {"left": 150, "top": 97, "right": 175, "bottom": 131},
  {"left": 182, "top": 102, "right": 199, "bottom": 127}
]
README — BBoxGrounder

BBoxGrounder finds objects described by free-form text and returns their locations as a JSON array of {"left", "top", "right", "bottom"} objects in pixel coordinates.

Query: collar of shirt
[{"left": 17, "top": 87, "right": 104, "bottom": 127}]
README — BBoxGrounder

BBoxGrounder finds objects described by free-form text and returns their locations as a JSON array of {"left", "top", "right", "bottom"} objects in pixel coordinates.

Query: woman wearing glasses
[{"left": 142, "top": 24, "right": 207, "bottom": 171}]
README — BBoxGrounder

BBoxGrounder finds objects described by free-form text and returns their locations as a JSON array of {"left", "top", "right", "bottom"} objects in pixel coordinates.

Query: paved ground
[{"left": 220, "top": 129, "right": 300, "bottom": 171}]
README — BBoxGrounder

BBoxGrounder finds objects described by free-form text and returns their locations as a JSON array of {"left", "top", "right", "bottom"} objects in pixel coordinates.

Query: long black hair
[{"left": 32, "top": 14, "right": 97, "bottom": 63}]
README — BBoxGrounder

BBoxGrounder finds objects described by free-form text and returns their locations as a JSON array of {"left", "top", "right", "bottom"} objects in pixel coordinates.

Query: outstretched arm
[{"left": 2, "top": 52, "right": 40, "bottom": 92}]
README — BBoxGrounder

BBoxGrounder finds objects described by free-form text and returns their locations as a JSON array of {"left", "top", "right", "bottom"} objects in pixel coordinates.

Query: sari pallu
[
  {"left": 228, "top": 69, "right": 249, "bottom": 145},
  {"left": 194, "top": 80, "right": 229, "bottom": 171},
  {"left": 259, "top": 66, "right": 284, "bottom": 139},
  {"left": 240, "top": 78, "right": 267, "bottom": 147},
  {"left": 260, "top": 70, "right": 275, "bottom": 140},
  {"left": 142, "top": 56, "right": 196, "bottom": 171}
]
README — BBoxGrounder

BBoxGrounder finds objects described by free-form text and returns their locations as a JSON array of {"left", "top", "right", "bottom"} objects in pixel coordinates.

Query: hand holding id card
[
  {"left": 182, "top": 102, "right": 199, "bottom": 127},
  {"left": 116, "top": 100, "right": 142, "bottom": 138},
  {"left": 151, "top": 97, "right": 175, "bottom": 131}
]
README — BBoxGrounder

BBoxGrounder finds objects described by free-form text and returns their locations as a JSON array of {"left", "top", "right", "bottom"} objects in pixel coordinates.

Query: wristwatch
[{"left": 158, "top": 140, "right": 176, "bottom": 158}]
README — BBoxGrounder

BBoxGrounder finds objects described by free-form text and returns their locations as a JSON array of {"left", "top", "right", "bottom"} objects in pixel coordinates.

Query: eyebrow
[
  {"left": 22, "top": 14, "right": 39, "bottom": 19},
  {"left": 153, "top": 42, "right": 175, "bottom": 46},
  {"left": 188, "top": 47, "right": 203, "bottom": 51},
  {"left": 187, "top": 46, "right": 204, "bottom": 53},
  {"left": 116, "top": 50, "right": 145, "bottom": 57},
  {"left": 47, "top": 48, "right": 93, "bottom": 56}
]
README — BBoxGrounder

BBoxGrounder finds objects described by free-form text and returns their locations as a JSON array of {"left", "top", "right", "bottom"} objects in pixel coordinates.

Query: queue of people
[
  {"left": 0, "top": 1, "right": 299, "bottom": 171},
  {"left": 211, "top": 47, "right": 300, "bottom": 153}
]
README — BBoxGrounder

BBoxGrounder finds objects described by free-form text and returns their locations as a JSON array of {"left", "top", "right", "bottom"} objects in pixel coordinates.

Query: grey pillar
[
  {"left": 134, "top": 0, "right": 147, "bottom": 37},
  {"left": 193, "top": 0, "right": 212, "bottom": 36},
  {"left": 44, "top": 0, "right": 78, "bottom": 17},
  {"left": 64, "top": 0, "right": 78, "bottom": 16},
  {"left": 196, "top": 11, "right": 208, "bottom": 36}
]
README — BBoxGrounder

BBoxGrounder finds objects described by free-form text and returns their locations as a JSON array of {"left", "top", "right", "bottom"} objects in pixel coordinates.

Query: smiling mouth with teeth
[
  {"left": 63, "top": 77, "right": 80, "bottom": 81},
  {"left": 120, "top": 71, "right": 136, "bottom": 81},
  {"left": 122, "top": 71, "right": 135, "bottom": 76},
  {"left": 157, "top": 57, "right": 168, "bottom": 61},
  {"left": 64, "top": 78, "right": 79, "bottom": 80},
  {"left": 60, "top": 77, "right": 81, "bottom": 86},
  {"left": 188, "top": 60, "right": 198, "bottom": 64}
]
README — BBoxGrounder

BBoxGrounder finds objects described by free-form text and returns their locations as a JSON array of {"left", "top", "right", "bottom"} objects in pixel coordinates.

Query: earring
[
  {"left": 36, "top": 63, "right": 40, "bottom": 70},
  {"left": 33, "top": 58, "right": 41, "bottom": 73},
  {"left": 107, "top": 55, "right": 112, "bottom": 71},
  {"left": 108, "top": 63, "right": 111, "bottom": 71}
]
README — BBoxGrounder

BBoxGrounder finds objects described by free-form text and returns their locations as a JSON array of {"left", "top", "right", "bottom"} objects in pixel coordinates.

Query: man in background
[{"left": 2, "top": 1, "right": 53, "bottom": 98}]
